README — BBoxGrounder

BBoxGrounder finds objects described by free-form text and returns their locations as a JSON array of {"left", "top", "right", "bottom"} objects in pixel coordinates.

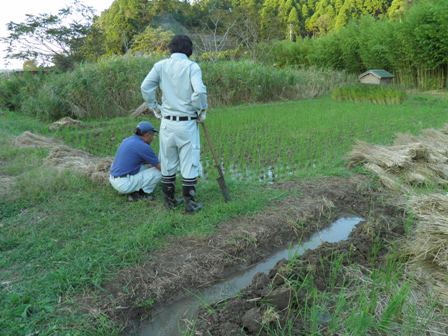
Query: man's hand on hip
[
  {"left": 152, "top": 108, "right": 162, "bottom": 120},
  {"left": 197, "top": 109, "right": 206, "bottom": 123}
]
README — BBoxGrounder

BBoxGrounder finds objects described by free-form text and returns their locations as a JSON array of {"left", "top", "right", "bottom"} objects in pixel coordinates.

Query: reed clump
[{"left": 331, "top": 85, "right": 406, "bottom": 105}]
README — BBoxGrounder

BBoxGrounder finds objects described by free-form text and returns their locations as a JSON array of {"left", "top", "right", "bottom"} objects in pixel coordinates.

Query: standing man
[
  {"left": 109, "top": 121, "right": 161, "bottom": 202},
  {"left": 141, "top": 35, "right": 208, "bottom": 213}
]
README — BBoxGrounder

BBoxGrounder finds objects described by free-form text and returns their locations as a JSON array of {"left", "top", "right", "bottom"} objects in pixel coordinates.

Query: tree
[
  {"left": 230, "top": 0, "right": 263, "bottom": 59},
  {"left": 387, "top": 0, "right": 410, "bottom": 20},
  {"left": 287, "top": 7, "right": 300, "bottom": 41},
  {"left": 260, "top": 0, "right": 283, "bottom": 39},
  {"left": 97, "top": 0, "right": 149, "bottom": 55},
  {"left": 130, "top": 26, "right": 174, "bottom": 55},
  {"left": 1, "top": 0, "right": 95, "bottom": 68},
  {"left": 22, "top": 59, "right": 39, "bottom": 71}
]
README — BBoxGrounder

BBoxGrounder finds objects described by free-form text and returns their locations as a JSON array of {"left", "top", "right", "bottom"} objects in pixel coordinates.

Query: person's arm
[
  {"left": 141, "top": 63, "right": 161, "bottom": 115},
  {"left": 138, "top": 143, "right": 160, "bottom": 168},
  {"left": 190, "top": 63, "right": 208, "bottom": 120}
]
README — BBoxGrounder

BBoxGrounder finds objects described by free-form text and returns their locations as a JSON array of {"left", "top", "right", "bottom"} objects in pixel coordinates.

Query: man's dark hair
[{"left": 168, "top": 35, "right": 193, "bottom": 57}]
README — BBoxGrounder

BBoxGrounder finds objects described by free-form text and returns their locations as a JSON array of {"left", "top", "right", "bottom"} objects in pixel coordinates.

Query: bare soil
[{"left": 80, "top": 175, "right": 404, "bottom": 334}]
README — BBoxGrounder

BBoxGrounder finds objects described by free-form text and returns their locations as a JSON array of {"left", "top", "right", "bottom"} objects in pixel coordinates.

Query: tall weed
[
  {"left": 331, "top": 85, "right": 406, "bottom": 104},
  {"left": 3, "top": 57, "right": 353, "bottom": 120}
]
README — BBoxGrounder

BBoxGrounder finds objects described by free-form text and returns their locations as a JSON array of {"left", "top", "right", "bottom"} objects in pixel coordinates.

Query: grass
[
  {"left": 0, "top": 114, "right": 283, "bottom": 335},
  {"left": 1, "top": 92, "right": 448, "bottom": 335}
]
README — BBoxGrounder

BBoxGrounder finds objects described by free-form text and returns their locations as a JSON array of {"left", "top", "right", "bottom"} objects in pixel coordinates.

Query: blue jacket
[{"left": 110, "top": 135, "right": 159, "bottom": 177}]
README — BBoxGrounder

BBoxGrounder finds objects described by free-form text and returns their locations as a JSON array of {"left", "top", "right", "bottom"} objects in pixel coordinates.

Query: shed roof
[{"left": 359, "top": 69, "right": 394, "bottom": 79}]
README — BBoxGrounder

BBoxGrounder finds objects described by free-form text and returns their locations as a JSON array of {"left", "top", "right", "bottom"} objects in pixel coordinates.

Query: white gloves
[
  {"left": 152, "top": 107, "right": 162, "bottom": 120},
  {"left": 197, "top": 109, "right": 206, "bottom": 122}
]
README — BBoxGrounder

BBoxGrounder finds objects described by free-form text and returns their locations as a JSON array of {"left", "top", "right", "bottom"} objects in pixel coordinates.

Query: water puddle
[{"left": 136, "top": 216, "right": 363, "bottom": 336}]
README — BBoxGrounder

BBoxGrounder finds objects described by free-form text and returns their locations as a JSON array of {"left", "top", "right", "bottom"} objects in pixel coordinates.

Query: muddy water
[{"left": 137, "top": 216, "right": 363, "bottom": 336}]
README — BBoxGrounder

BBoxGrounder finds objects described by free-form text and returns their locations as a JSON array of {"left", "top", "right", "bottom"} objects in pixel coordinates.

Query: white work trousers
[
  {"left": 159, "top": 119, "right": 200, "bottom": 179},
  {"left": 109, "top": 166, "right": 161, "bottom": 194}
]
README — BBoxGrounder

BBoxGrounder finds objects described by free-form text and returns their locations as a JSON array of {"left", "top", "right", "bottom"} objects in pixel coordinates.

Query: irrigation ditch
[
  {"left": 74, "top": 174, "right": 406, "bottom": 335},
  {"left": 139, "top": 217, "right": 363, "bottom": 336}
]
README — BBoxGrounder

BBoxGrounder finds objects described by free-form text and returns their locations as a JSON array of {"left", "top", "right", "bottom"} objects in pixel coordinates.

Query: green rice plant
[{"left": 331, "top": 84, "right": 406, "bottom": 104}]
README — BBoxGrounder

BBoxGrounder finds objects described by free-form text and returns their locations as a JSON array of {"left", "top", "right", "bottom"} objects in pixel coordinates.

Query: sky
[{"left": 0, "top": 0, "right": 114, "bottom": 69}]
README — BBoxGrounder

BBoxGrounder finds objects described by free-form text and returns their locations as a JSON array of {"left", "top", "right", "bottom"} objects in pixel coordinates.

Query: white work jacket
[{"left": 141, "top": 53, "right": 208, "bottom": 117}]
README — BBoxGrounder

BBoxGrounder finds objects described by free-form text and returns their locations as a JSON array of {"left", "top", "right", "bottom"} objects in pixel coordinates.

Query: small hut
[{"left": 359, "top": 69, "right": 394, "bottom": 85}]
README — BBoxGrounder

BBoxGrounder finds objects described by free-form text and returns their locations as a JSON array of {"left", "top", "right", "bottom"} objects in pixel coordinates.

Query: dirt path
[{"left": 79, "top": 175, "right": 403, "bottom": 333}]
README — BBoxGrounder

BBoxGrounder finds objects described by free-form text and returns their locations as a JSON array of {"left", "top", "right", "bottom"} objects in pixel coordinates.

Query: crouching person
[{"left": 109, "top": 121, "right": 161, "bottom": 202}]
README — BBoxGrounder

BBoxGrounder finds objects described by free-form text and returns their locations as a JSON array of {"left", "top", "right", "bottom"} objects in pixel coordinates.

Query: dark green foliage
[
  {"left": 0, "top": 73, "right": 45, "bottom": 112},
  {"left": 259, "top": 1, "right": 448, "bottom": 88}
]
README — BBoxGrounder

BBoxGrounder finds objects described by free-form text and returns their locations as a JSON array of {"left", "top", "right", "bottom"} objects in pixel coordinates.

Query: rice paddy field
[
  {"left": 3, "top": 93, "right": 448, "bottom": 182},
  {"left": 2, "top": 91, "right": 448, "bottom": 335}
]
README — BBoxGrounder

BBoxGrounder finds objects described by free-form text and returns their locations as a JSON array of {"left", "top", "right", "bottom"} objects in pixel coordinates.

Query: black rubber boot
[
  {"left": 162, "top": 175, "right": 182, "bottom": 209},
  {"left": 183, "top": 185, "right": 203, "bottom": 214},
  {"left": 137, "top": 189, "right": 155, "bottom": 201},
  {"left": 127, "top": 191, "right": 141, "bottom": 202}
]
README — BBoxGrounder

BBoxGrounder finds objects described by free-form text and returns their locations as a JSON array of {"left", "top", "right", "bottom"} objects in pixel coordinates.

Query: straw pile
[
  {"left": 14, "top": 131, "right": 62, "bottom": 148},
  {"left": 348, "top": 125, "right": 448, "bottom": 303},
  {"left": 14, "top": 132, "right": 112, "bottom": 184},
  {"left": 48, "top": 117, "right": 83, "bottom": 131},
  {"left": 409, "top": 262, "right": 448, "bottom": 304},
  {"left": 347, "top": 125, "right": 448, "bottom": 191},
  {"left": 408, "top": 194, "right": 448, "bottom": 271}
]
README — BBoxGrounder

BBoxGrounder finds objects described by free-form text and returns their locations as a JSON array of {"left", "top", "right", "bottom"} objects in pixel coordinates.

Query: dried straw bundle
[
  {"left": 45, "top": 146, "right": 112, "bottom": 184},
  {"left": 347, "top": 141, "right": 425, "bottom": 171},
  {"left": 86, "top": 158, "right": 113, "bottom": 184},
  {"left": 48, "top": 117, "right": 82, "bottom": 131},
  {"left": 348, "top": 125, "right": 448, "bottom": 190},
  {"left": 364, "top": 163, "right": 410, "bottom": 193},
  {"left": 408, "top": 194, "right": 448, "bottom": 271},
  {"left": 13, "top": 132, "right": 112, "bottom": 185},
  {"left": 14, "top": 131, "right": 61, "bottom": 148},
  {"left": 130, "top": 102, "right": 156, "bottom": 118},
  {"left": 45, "top": 146, "right": 96, "bottom": 171},
  {"left": 409, "top": 262, "right": 448, "bottom": 304}
]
